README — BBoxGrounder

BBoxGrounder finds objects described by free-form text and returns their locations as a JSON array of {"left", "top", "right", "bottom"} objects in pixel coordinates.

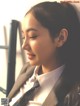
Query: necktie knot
[{"left": 32, "top": 80, "right": 40, "bottom": 89}]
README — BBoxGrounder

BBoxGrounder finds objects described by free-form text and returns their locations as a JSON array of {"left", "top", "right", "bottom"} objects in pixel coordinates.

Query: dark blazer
[
  {"left": 8, "top": 62, "right": 76, "bottom": 106},
  {"left": 64, "top": 83, "right": 80, "bottom": 106}
]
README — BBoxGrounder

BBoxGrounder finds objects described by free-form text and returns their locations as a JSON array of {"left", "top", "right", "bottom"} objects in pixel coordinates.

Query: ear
[{"left": 56, "top": 28, "right": 68, "bottom": 47}]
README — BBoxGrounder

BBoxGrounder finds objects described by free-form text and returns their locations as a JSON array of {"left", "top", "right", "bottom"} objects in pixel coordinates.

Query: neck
[{"left": 41, "top": 62, "right": 63, "bottom": 74}]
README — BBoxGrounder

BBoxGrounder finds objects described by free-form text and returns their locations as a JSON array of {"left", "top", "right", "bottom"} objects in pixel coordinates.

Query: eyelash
[
  {"left": 22, "top": 35, "right": 37, "bottom": 40},
  {"left": 29, "top": 35, "right": 37, "bottom": 39}
]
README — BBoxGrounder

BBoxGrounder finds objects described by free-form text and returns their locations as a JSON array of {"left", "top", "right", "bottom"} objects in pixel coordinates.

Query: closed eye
[{"left": 29, "top": 35, "right": 38, "bottom": 39}]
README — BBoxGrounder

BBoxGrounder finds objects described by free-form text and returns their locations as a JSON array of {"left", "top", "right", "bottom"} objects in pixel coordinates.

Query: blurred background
[{"left": 0, "top": 0, "right": 80, "bottom": 100}]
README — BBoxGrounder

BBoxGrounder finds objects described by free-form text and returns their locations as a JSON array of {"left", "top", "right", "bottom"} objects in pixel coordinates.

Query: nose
[{"left": 22, "top": 37, "right": 31, "bottom": 51}]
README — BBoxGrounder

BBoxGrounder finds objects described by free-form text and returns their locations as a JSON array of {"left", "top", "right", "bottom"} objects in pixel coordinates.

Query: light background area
[{"left": 0, "top": 0, "right": 80, "bottom": 99}]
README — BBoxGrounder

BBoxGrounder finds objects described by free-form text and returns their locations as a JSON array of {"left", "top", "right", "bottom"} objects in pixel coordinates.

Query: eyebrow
[{"left": 22, "top": 28, "right": 38, "bottom": 34}]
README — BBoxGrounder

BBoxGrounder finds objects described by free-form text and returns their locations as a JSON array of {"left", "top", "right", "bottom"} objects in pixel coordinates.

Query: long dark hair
[{"left": 25, "top": 2, "right": 80, "bottom": 83}]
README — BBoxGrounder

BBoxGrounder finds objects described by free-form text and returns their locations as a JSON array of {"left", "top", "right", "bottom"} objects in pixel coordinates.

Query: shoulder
[
  {"left": 18, "top": 62, "right": 35, "bottom": 77},
  {"left": 64, "top": 83, "right": 80, "bottom": 106},
  {"left": 8, "top": 62, "right": 35, "bottom": 99}
]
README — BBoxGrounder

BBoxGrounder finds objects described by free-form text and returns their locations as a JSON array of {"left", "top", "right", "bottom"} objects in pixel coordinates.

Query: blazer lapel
[
  {"left": 8, "top": 63, "right": 35, "bottom": 100},
  {"left": 43, "top": 68, "right": 73, "bottom": 106},
  {"left": 53, "top": 68, "right": 74, "bottom": 106}
]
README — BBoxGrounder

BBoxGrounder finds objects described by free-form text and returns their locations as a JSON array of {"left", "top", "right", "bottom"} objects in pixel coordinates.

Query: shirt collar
[{"left": 29, "top": 65, "right": 65, "bottom": 87}]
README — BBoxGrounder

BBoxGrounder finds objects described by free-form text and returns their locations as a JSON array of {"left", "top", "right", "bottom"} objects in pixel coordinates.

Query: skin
[{"left": 21, "top": 13, "right": 68, "bottom": 74}]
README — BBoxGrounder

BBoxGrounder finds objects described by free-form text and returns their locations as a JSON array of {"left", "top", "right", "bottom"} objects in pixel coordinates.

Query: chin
[{"left": 29, "top": 60, "right": 40, "bottom": 66}]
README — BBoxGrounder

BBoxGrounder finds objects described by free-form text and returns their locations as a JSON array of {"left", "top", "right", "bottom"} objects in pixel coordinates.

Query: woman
[{"left": 8, "top": 1, "right": 80, "bottom": 106}]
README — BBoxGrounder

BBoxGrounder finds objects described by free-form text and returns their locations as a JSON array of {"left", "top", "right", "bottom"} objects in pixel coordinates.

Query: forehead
[{"left": 21, "top": 13, "right": 42, "bottom": 31}]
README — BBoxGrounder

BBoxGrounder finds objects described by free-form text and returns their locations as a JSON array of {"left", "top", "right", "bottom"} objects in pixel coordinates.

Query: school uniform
[{"left": 8, "top": 62, "right": 74, "bottom": 106}]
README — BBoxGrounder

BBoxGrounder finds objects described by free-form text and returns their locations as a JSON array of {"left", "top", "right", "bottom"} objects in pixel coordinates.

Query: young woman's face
[{"left": 21, "top": 13, "right": 58, "bottom": 66}]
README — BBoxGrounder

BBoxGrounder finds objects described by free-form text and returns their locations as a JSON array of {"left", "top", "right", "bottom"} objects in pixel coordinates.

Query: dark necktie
[{"left": 12, "top": 80, "right": 40, "bottom": 106}]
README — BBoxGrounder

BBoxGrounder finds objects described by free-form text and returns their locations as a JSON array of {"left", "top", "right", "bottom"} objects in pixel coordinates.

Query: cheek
[
  {"left": 31, "top": 43, "right": 42, "bottom": 54},
  {"left": 31, "top": 42, "right": 50, "bottom": 57},
  {"left": 29, "top": 38, "right": 56, "bottom": 60},
  {"left": 30, "top": 41, "right": 44, "bottom": 56},
  {"left": 34, "top": 42, "right": 56, "bottom": 60}
]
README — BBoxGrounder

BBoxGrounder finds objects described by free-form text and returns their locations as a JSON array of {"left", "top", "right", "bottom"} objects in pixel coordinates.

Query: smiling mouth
[{"left": 27, "top": 54, "right": 35, "bottom": 60}]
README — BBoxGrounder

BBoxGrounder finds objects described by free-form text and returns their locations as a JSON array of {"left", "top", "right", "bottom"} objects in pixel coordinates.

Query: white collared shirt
[
  {"left": 10, "top": 65, "right": 65, "bottom": 106},
  {"left": 28, "top": 65, "right": 65, "bottom": 106}
]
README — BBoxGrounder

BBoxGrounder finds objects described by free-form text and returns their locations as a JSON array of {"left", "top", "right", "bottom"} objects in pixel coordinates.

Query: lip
[{"left": 27, "top": 53, "right": 35, "bottom": 60}]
